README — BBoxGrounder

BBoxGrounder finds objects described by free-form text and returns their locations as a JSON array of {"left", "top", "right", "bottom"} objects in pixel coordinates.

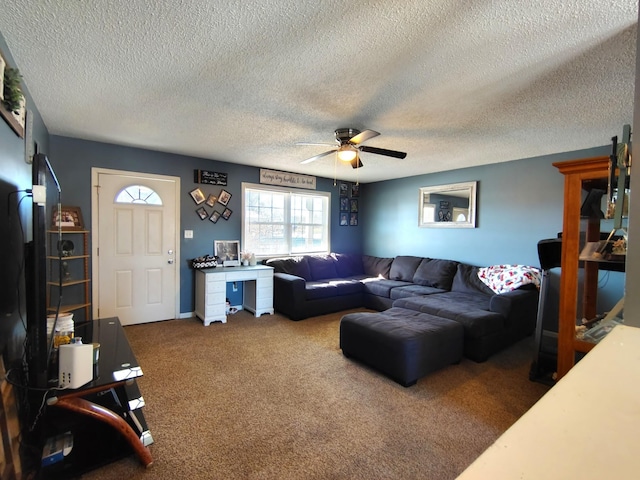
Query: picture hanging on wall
[
  {"left": 339, "top": 182, "right": 349, "bottom": 197},
  {"left": 350, "top": 199, "right": 358, "bottom": 213},
  {"left": 218, "top": 189, "right": 232, "bottom": 206},
  {"left": 340, "top": 212, "right": 348, "bottom": 226},
  {"left": 351, "top": 183, "right": 359, "bottom": 197},
  {"left": 209, "top": 210, "right": 221, "bottom": 223},
  {"left": 196, "top": 207, "right": 208, "bottom": 220},
  {"left": 206, "top": 194, "right": 217, "bottom": 207},
  {"left": 350, "top": 213, "right": 358, "bottom": 226},
  {"left": 222, "top": 207, "right": 233, "bottom": 220},
  {"left": 340, "top": 197, "right": 349, "bottom": 212},
  {"left": 190, "top": 187, "right": 206, "bottom": 205}
]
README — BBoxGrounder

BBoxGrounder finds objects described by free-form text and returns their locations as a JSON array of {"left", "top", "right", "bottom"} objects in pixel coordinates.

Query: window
[
  {"left": 115, "top": 185, "right": 162, "bottom": 205},
  {"left": 243, "top": 183, "right": 330, "bottom": 257}
]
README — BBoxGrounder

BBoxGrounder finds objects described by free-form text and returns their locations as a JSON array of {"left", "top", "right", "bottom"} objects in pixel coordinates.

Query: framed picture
[
  {"left": 340, "top": 212, "right": 348, "bottom": 226},
  {"left": 350, "top": 199, "right": 358, "bottom": 213},
  {"left": 189, "top": 187, "right": 206, "bottom": 205},
  {"left": 52, "top": 206, "right": 84, "bottom": 230},
  {"left": 222, "top": 207, "right": 233, "bottom": 220},
  {"left": 340, "top": 197, "right": 349, "bottom": 212},
  {"left": 214, "top": 240, "right": 240, "bottom": 267},
  {"left": 205, "top": 194, "right": 217, "bottom": 207},
  {"left": 218, "top": 189, "right": 232, "bottom": 206},
  {"left": 351, "top": 183, "right": 359, "bottom": 197},
  {"left": 196, "top": 207, "right": 208, "bottom": 220},
  {"left": 339, "top": 182, "right": 349, "bottom": 197},
  {"left": 209, "top": 210, "right": 221, "bottom": 223},
  {"left": 350, "top": 213, "right": 358, "bottom": 226}
]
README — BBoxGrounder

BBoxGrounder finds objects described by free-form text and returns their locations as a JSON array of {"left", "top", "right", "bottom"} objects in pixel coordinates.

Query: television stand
[{"left": 38, "top": 317, "right": 152, "bottom": 477}]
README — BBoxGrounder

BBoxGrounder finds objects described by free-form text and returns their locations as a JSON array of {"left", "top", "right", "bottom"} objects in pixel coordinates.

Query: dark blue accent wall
[{"left": 49, "top": 135, "right": 362, "bottom": 314}]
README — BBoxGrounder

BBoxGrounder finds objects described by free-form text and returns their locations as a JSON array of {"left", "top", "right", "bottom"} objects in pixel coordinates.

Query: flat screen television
[{"left": 25, "top": 153, "right": 62, "bottom": 389}]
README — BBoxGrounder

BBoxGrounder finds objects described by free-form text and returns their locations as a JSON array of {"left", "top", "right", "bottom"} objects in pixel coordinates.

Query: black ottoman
[{"left": 340, "top": 307, "right": 464, "bottom": 387}]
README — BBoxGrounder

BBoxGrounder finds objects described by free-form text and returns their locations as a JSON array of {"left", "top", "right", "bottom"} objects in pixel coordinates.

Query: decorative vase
[
  {"left": 243, "top": 260, "right": 249, "bottom": 266},
  {"left": 249, "top": 254, "right": 257, "bottom": 266}
]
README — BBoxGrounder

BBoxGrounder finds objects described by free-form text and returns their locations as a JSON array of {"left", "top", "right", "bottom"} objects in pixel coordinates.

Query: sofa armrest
[
  {"left": 489, "top": 287, "right": 539, "bottom": 329},
  {"left": 272, "top": 272, "right": 306, "bottom": 319}
]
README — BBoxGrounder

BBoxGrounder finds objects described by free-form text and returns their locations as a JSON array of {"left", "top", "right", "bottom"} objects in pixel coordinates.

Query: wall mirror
[{"left": 419, "top": 181, "right": 477, "bottom": 228}]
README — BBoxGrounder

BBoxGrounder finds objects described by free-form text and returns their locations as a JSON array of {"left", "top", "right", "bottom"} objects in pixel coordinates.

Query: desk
[
  {"left": 42, "top": 318, "right": 152, "bottom": 477},
  {"left": 457, "top": 325, "right": 640, "bottom": 479},
  {"left": 194, "top": 265, "right": 274, "bottom": 326}
]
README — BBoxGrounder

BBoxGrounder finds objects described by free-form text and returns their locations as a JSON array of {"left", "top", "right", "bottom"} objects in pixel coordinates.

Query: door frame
[{"left": 91, "top": 167, "right": 181, "bottom": 320}]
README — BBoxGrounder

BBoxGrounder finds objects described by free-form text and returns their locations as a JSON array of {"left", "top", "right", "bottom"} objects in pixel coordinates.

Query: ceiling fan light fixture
[{"left": 337, "top": 144, "right": 358, "bottom": 162}]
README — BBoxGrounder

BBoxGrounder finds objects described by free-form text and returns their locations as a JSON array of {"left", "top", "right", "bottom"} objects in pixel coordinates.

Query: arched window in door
[{"left": 115, "top": 185, "right": 163, "bottom": 205}]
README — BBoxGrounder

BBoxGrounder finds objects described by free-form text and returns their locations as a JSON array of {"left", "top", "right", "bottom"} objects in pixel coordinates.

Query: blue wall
[{"left": 49, "top": 135, "right": 362, "bottom": 314}]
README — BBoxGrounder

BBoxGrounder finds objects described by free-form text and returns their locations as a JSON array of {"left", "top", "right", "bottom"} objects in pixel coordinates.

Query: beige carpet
[{"left": 81, "top": 309, "right": 549, "bottom": 480}]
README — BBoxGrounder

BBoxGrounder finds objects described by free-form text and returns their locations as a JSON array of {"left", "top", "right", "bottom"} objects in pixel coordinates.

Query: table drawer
[{"left": 206, "top": 281, "right": 225, "bottom": 294}]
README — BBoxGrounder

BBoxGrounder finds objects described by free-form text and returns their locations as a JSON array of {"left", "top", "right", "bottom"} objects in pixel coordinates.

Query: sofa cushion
[
  {"left": 389, "top": 284, "right": 447, "bottom": 300},
  {"left": 307, "top": 254, "right": 338, "bottom": 281},
  {"left": 393, "top": 292, "right": 502, "bottom": 338},
  {"left": 360, "top": 278, "right": 412, "bottom": 298},
  {"left": 305, "top": 281, "right": 338, "bottom": 300},
  {"left": 328, "top": 278, "right": 363, "bottom": 296},
  {"left": 332, "top": 253, "right": 365, "bottom": 277},
  {"left": 451, "top": 264, "right": 494, "bottom": 295},
  {"left": 266, "top": 256, "right": 312, "bottom": 281},
  {"left": 389, "top": 256, "right": 423, "bottom": 281},
  {"left": 362, "top": 255, "right": 393, "bottom": 278},
  {"left": 412, "top": 258, "right": 459, "bottom": 290}
]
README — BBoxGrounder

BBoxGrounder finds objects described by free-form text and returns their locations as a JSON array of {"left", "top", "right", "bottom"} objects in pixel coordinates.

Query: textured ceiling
[{"left": 0, "top": 1, "right": 637, "bottom": 183}]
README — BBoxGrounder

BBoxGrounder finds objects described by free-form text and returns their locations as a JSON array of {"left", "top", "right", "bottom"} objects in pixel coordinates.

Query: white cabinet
[{"left": 195, "top": 265, "right": 274, "bottom": 326}]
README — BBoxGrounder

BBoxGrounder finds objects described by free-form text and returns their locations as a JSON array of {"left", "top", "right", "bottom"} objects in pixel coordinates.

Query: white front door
[{"left": 92, "top": 168, "right": 180, "bottom": 325}]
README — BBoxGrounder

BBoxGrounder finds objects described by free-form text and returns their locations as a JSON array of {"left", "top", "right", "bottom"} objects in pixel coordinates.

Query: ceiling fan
[{"left": 298, "top": 128, "right": 407, "bottom": 169}]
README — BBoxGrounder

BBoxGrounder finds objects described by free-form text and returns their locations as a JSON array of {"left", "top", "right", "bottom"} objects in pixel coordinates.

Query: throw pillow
[
  {"left": 412, "top": 258, "right": 458, "bottom": 290},
  {"left": 389, "top": 256, "right": 423, "bottom": 281}
]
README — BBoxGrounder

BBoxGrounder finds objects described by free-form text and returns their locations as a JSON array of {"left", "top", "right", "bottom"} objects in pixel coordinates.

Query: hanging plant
[{"left": 2, "top": 67, "right": 23, "bottom": 114}]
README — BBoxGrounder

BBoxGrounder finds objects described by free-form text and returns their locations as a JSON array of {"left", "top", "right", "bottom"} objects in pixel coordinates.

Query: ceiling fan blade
[
  {"left": 350, "top": 157, "right": 364, "bottom": 169},
  {"left": 349, "top": 129, "right": 380, "bottom": 144},
  {"left": 300, "top": 149, "right": 336, "bottom": 164},
  {"left": 359, "top": 145, "right": 407, "bottom": 159}
]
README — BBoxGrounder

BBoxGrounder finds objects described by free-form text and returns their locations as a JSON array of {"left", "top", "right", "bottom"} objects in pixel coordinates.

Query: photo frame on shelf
[
  {"left": 218, "top": 189, "right": 232, "bottom": 206},
  {"left": 52, "top": 206, "right": 84, "bottom": 231},
  {"left": 222, "top": 207, "right": 232, "bottom": 220},
  {"left": 205, "top": 194, "right": 217, "bottom": 207},
  {"left": 214, "top": 240, "right": 240, "bottom": 267},
  {"left": 189, "top": 187, "right": 205, "bottom": 205},
  {"left": 209, "top": 210, "right": 221, "bottom": 223},
  {"left": 196, "top": 207, "right": 208, "bottom": 220}
]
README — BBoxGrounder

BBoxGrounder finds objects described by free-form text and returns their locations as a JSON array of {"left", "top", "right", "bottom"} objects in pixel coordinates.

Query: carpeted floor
[{"left": 80, "top": 309, "right": 549, "bottom": 480}]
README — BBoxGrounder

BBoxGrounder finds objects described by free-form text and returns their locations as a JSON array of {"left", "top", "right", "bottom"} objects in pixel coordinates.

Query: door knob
[{"left": 168, "top": 259, "right": 174, "bottom": 264}]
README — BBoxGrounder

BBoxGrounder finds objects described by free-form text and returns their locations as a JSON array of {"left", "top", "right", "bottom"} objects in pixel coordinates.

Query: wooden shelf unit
[
  {"left": 553, "top": 156, "right": 626, "bottom": 379},
  {"left": 47, "top": 230, "right": 91, "bottom": 321}
]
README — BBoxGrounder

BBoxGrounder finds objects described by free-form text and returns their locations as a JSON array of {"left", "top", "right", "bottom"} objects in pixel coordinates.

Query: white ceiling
[{"left": 0, "top": 1, "right": 637, "bottom": 183}]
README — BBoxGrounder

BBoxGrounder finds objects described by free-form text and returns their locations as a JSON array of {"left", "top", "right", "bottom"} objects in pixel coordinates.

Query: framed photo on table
[
  {"left": 52, "top": 206, "right": 84, "bottom": 231},
  {"left": 214, "top": 240, "right": 240, "bottom": 267}
]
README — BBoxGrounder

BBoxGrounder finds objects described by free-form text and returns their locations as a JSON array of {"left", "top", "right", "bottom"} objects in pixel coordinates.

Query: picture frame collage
[
  {"left": 339, "top": 182, "right": 359, "bottom": 226},
  {"left": 190, "top": 187, "right": 232, "bottom": 223}
]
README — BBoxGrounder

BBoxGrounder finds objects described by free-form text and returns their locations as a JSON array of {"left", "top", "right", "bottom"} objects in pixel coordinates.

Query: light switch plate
[{"left": 184, "top": 230, "right": 193, "bottom": 239}]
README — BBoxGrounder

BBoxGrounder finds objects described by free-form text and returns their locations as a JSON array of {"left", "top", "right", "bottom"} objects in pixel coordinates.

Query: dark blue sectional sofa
[{"left": 264, "top": 254, "right": 539, "bottom": 362}]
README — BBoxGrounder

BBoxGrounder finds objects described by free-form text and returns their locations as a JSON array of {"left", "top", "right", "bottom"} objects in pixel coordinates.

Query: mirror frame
[{"left": 418, "top": 181, "right": 477, "bottom": 228}]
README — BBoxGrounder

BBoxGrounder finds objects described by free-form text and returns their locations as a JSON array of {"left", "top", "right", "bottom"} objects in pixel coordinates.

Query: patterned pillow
[{"left": 477, "top": 265, "right": 541, "bottom": 294}]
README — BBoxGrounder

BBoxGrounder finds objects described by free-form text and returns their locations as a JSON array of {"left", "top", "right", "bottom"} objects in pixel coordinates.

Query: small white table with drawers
[{"left": 194, "top": 265, "right": 274, "bottom": 326}]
